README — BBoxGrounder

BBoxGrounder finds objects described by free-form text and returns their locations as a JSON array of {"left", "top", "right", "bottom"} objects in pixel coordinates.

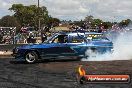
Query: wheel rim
[{"left": 26, "top": 52, "right": 36, "bottom": 63}]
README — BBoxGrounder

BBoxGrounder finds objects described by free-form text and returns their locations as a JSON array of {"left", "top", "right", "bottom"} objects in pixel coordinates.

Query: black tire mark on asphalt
[{"left": 0, "top": 76, "right": 43, "bottom": 88}]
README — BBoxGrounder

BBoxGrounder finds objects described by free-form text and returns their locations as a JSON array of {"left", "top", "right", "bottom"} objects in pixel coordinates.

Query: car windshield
[{"left": 43, "top": 33, "right": 58, "bottom": 43}]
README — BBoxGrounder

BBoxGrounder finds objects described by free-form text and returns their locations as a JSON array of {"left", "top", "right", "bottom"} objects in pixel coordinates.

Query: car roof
[
  {"left": 57, "top": 32, "right": 103, "bottom": 35},
  {"left": 85, "top": 32, "right": 103, "bottom": 35}
]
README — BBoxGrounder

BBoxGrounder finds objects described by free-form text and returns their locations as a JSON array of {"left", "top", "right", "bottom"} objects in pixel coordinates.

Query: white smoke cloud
[{"left": 82, "top": 31, "right": 132, "bottom": 61}]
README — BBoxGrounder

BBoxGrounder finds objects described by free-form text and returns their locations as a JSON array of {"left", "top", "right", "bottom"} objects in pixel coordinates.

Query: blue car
[{"left": 12, "top": 32, "right": 113, "bottom": 63}]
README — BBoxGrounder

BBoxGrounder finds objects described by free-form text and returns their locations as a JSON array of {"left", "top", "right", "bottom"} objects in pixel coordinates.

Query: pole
[
  {"left": 38, "top": 0, "right": 40, "bottom": 31},
  {"left": 38, "top": 0, "right": 39, "bottom": 7}
]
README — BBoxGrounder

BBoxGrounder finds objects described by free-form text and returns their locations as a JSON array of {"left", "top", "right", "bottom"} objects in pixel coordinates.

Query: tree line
[
  {"left": 72, "top": 15, "right": 132, "bottom": 29},
  {"left": 0, "top": 4, "right": 132, "bottom": 33}
]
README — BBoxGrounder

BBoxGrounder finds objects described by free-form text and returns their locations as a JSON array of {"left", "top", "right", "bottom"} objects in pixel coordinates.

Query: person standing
[
  {"left": 0, "top": 33, "right": 3, "bottom": 43},
  {"left": 41, "top": 33, "right": 47, "bottom": 43}
]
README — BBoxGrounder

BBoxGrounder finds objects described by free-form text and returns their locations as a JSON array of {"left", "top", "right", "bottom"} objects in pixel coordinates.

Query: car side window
[
  {"left": 52, "top": 35, "right": 68, "bottom": 43},
  {"left": 70, "top": 35, "right": 84, "bottom": 43}
]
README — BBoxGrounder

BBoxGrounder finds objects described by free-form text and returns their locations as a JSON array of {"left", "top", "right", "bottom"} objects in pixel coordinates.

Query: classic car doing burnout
[{"left": 12, "top": 32, "right": 113, "bottom": 63}]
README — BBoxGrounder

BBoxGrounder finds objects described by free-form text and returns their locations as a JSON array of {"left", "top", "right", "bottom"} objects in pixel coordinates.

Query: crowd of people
[
  {"left": 0, "top": 27, "right": 47, "bottom": 44},
  {"left": 0, "top": 23, "right": 131, "bottom": 44}
]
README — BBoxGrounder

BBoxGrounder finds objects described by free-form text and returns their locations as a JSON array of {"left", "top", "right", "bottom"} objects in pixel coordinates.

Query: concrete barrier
[{"left": 0, "top": 44, "right": 27, "bottom": 51}]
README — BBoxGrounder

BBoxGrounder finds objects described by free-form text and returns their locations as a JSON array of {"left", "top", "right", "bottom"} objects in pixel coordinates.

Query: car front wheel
[{"left": 25, "top": 51, "right": 38, "bottom": 63}]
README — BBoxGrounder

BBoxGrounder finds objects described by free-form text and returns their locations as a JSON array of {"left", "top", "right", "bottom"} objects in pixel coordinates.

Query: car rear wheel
[{"left": 25, "top": 51, "right": 38, "bottom": 63}]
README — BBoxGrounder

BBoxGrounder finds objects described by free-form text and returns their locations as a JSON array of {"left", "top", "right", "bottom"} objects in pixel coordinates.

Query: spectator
[
  {"left": 41, "top": 34, "right": 47, "bottom": 43},
  {"left": 27, "top": 35, "right": 36, "bottom": 43},
  {"left": 98, "top": 29, "right": 102, "bottom": 33},
  {"left": 0, "top": 34, "right": 3, "bottom": 43}
]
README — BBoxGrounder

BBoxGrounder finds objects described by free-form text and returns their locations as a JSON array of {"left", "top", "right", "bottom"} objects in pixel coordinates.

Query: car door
[
  {"left": 65, "top": 34, "right": 88, "bottom": 57},
  {"left": 42, "top": 34, "right": 74, "bottom": 57}
]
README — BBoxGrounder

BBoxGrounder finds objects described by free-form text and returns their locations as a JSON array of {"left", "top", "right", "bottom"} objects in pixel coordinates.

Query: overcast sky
[{"left": 0, "top": 0, "right": 132, "bottom": 22}]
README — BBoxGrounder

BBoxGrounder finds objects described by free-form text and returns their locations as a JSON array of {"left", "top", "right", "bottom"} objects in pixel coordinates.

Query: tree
[
  {"left": 9, "top": 4, "right": 49, "bottom": 28},
  {"left": 0, "top": 15, "right": 21, "bottom": 32},
  {"left": 119, "top": 19, "right": 131, "bottom": 27},
  {"left": 84, "top": 15, "right": 94, "bottom": 22},
  {"left": 50, "top": 18, "right": 60, "bottom": 27},
  {"left": 92, "top": 19, "right": 103, "bottom": 27},
  {"left": 103, "top": 22, "right": 113, "bottom": 29},
  {"left": 41, "top": 17, "right": 60, "bottom": 27}
]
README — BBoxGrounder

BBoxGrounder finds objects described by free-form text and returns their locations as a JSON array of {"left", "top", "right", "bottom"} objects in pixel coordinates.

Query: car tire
[{"left": 25, "top": 51, "right": 38, "bottom": 63}]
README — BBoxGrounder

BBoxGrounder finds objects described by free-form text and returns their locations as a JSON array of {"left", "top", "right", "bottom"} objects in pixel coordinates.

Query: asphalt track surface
[{"left": 0, "top": 57, "right": 132, "bottom": 88}]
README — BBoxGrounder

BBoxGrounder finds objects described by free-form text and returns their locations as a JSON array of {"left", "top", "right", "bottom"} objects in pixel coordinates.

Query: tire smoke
[{"left": 82, "top": 31, "right": 132, "bottom": 61}]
